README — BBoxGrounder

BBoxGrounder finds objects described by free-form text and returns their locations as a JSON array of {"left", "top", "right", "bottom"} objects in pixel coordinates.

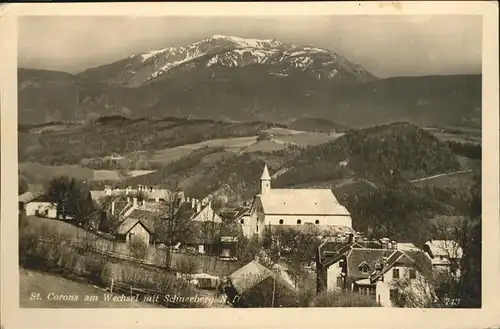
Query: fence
[
  {"left": 38, "top": 234, "right": 241, "bottom": 277},
  {"left": 108, "top": 278, "right": 226, "bottom": 308}
]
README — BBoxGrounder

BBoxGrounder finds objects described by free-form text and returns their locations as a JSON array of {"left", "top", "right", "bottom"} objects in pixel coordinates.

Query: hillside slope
[{"left": 273, "top": 122, "right": 462, "bottom": 187}]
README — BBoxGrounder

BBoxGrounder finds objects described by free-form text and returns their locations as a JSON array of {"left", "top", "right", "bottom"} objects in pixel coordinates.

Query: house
[
  {"left": 190, "top": 199, "right": 222, "bottom": 223},
  {"left": 247, "top": 164, "right": 352, "bottom": 238},
  {"left": 19, "top": 191, "right": 57, "bottom": 218},
  {"left": 370, "top": 249, "right": 434, "bottom": 307},
  {"left": 422, "top": 239, "right": 463, "bottom": 278},
  {"left": 224, "top": 260, "right": 297, "bottom": 307},
  {"left": 116, "top": 209, "right": 157, "bottom": 245},
  {"left": 316, "top": 234, "right": 434, "bottom": 307},
  {"left": 220, "top": 205, "right": 251, "bottom": 237}
]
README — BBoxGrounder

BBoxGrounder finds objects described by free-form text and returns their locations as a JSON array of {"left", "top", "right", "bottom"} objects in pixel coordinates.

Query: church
[{"left": 244, "top": 164, "right": 353, "bottom": 238}]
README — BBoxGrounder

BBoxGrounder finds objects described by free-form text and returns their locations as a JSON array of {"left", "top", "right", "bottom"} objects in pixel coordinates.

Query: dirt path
[{"left": 409, "top": 170, "right": 473, "bottom": 183}]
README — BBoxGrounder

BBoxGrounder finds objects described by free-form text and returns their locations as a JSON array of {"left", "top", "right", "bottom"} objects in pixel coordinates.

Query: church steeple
[{"left": 260, "top": 164, "right": 271, "bottom": 195}]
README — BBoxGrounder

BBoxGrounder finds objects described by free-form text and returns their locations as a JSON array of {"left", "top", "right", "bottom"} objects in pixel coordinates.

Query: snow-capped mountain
[{"left": 78, "top": 35, "right": 376, "bottom": 87}]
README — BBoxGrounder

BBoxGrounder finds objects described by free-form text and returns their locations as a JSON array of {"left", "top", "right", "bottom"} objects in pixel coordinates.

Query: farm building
[
  {"left": 116, "top": 209, "right": 156, "bottom": 245},
  {"left": 19, "top": 191, "right": 57, "bottom": 218},
  {"left": 224, "top": 260, "right": 298, "bottom": 307},
  {"left": 246, "top": 164, "right": 353, "bottom": 238}
]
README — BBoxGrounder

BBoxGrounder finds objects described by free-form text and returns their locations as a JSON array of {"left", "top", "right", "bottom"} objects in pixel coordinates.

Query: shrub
[
  {"left": 310, "top": 290, "right": 379, "bottom": 307},
  {"left": 84, "top": 257, "right": 107, "bottom": 284},
  {"left": 176, "top": 255, "right": 199, "bottom": 274},
  {"left": 127, "top": 237, "right": 148, "bottom": 260}
]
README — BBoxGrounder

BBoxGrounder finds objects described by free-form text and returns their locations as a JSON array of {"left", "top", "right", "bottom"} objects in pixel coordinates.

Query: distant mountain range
[{"left": 18, "top": 35, "right": 481, "bottom": 128}]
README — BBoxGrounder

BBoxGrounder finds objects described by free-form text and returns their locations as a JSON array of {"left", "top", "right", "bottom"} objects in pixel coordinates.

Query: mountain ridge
[{"left": 18, "top": 35, "right": 481, "bottom": 128}]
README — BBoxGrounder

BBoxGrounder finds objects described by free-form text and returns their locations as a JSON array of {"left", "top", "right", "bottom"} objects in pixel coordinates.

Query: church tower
[{"left": 260, "top": 164, "right": 271, "bottom": 195}]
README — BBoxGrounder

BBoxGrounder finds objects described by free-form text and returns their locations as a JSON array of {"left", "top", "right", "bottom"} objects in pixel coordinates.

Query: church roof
[
  {"left": 260, "top": 164, "right": 271, "bottom": 180},
  {"left": 259, "top": 189, "right": 350, "bottom": 216}
]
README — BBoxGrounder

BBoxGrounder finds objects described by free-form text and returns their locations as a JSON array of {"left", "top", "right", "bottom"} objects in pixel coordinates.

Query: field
[
  {"left": 273, "top": 132, "right": 344, "bottom": 146},
  {"left": 20, "top": 268, "right": 159, "bottom": 308},
  {"left": 427, "top": 126, "right": 481, "bottom": 145}
]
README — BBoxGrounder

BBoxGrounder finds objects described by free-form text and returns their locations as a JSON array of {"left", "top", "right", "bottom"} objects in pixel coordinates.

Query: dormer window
[
  {"left": 279, "top": 219, "right": 284, "bottom": 224},
  {"left": 315, "top": 220, "right": 320, "bottom": 224},
  {"left": 297, "top": 219, "right": 302, "bottom": 225},
  {"left": 240, "top": 219, "right": 244, "bottom": 224},
  {"left": 359, "top": 261, "right": 370, "bottom": 274}
]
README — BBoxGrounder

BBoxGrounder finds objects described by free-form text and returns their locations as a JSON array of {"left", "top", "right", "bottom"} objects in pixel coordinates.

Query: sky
[{"left": 18, "top": 15, "right": 482, "bottom": 78}]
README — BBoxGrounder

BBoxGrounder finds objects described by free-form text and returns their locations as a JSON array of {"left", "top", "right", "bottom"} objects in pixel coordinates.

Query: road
[{"left": 409, "top": 170, "right": 473, "bottom": 183}]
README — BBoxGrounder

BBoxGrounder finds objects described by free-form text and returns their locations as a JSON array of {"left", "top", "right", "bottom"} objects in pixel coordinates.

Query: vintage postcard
[{"left": 1, "top": 2, "right": 499, "bottom": 329}]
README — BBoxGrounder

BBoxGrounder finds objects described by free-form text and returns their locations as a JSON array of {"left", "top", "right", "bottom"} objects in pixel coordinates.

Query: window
[
  {"left": 409, "top": 268, "right": 417, "bottom": 279},
  {"left": 315, "top": 220, "right": 320, "bottom": 224},
  {"left": 393, "top": 268, "right": 400, "bottom": 279},
  {"left": 240, "top": 219, "right": 244, "bottom": 224},
  {"left": 279, "top": 219, "right": 284, "bottom": 224},
  {"left": 297, "top": 219, "right": 302, "bottom": 224},
  {"left": 359, "top": 262, "right": 370, "bottom": 274}
]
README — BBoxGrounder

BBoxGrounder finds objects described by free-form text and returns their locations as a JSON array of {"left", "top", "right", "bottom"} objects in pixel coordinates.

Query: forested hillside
[{"left": 273, "top": 122, "right": 462, "bottom": 187}]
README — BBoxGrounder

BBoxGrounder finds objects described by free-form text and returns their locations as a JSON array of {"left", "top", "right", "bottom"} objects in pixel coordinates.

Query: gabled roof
[
  {"left": 424, "top": 240, "right": 463, "bottom": 259},
  {"left": 346, "top": 248, "right": 395, "bottom": 279},
  {"left": 229, "top": 260, "right": 295, "bottom": 295},
  {"left": 370, "top": 249, "right": 434, "bottom": 282},
  {"left": 116, "top": 209, "right": 157, "bottom": 235},
  {"left": 320, "top": 241, "right": 365, "bottom": 268},
  {"left": 19, "top": 191, "right": 45, "bottom": 203},
  {"left": 404, "top": 250, "right": 434, "bottom": 279},
  {"left": 258, "top": 189, "right": 350, "bottom": 216},
  {"left": 191, "top": 204, "right": 222, "bottom": 223}
]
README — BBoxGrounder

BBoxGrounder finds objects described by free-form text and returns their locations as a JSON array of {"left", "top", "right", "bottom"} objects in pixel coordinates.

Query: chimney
[
  {"left": 191, "top": 198, "right": 195, "bottom": 209},
  {"left": 381, "top": 238, "right": 390, "bottom": 249},
  {"left": 196, "top": 200, "right": 201, "bottom": 213},
  {"left": 347, "top": 233, "right": 354, "bottom": 244},
  {"left": 127, "top": 196, "right": 130, "bottom": 203},
  {"left": 392, "top": 241, "right": 397, "bottom": 250},
  {"left": 104, "top": 185, "right": 111, "bottom": 195},
  {"left": 111, "top": 200, "right": 116, "bottom": 215},
  {"left": 126, "top": 186, "right": 132, "bottom": 195},
  {"left": 133, "top": 197, "right": 138, "bottom": 208},
  {"left": 155, "top": 197, "right": 160, "bottom": 203},
  {"left": 142, "top": 200, "right": 146, "bottom": 208}
]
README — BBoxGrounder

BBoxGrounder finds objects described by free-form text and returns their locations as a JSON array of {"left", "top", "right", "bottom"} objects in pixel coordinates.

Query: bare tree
[{"left": 154, "top": 185, "right": 195, "bottom": 270}]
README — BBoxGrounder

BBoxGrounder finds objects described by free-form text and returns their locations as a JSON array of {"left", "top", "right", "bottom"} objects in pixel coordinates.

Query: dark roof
[
  {"left": 319, "top": 241, "right": 366, "bottom": 267},
  {"left": 404, "top": 250, "right": 434, "bottom": 279},
  {"left": 220, "top": 206, "right": 250, "bottom": 222},
  {"left": 117, "top": 209, "right": 158, "bottom": 234},
  {"left": 370, "top": 250, "right": 434, "bottom": 282},
  {"left": 346, "top": 248, "right": 395, "bottom": 280}
]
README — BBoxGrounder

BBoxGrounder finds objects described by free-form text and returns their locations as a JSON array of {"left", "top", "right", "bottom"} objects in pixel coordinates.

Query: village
[{"left": 18, "top": 164, "right": 464, "bottom": 308}]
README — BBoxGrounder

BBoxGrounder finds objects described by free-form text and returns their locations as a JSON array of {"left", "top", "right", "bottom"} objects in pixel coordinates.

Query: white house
[
  {"left": 422, "top": 239, "right": 463, "bottom": 278},
  {"left": 371, "top": 250, "right": 435, "bottom": 307},
  {"left": 247, "top": 165, "right": 352, "bottom": 237},
  {"left": 19, "top": 192, "right": 57, "bottom": 218}
]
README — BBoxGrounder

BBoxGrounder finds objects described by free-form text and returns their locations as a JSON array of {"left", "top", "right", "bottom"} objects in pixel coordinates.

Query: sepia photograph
[{"left": 1, "top": 2, "right": 499, "bottom": 329}]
